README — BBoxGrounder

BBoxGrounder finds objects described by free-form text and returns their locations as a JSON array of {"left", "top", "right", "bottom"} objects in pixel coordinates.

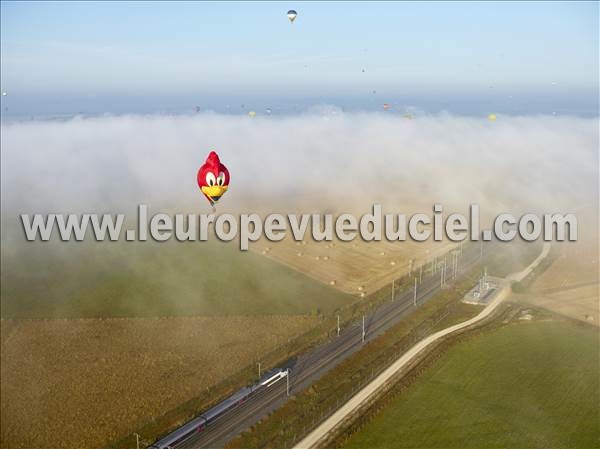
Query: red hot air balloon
[{"left": 197, "top": 151, "right": 230, "bottom": 209}]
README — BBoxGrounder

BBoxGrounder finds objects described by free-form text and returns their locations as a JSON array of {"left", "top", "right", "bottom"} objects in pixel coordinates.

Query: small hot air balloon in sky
[
  {"left": 248, "top": 110, "right": 256, "bottom": 118},
  {"left": 383, "top": 103, "right": 391, "bottom": 110},
  {"left": 287, "top": 10, "right": 297, "bottom": 23},
  {"left": 197, "top": 151, "right": 230, "bottom": 209},
  {"left": 1, "top": 91, "right": 7, "bottom": 96},
  {"left": 487, "top": 113, "right": 497, "bottom": 121}
]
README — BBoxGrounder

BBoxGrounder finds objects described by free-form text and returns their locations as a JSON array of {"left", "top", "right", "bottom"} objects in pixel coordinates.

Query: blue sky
[{"left": 0, "top": 1, "right": 598, "bottom": 115}]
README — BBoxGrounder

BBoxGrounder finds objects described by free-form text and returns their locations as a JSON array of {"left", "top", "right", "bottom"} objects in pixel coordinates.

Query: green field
[
  {"left": 341, "top": 320, "right": 599, "bottom": 449},
  {"left": 1, "top": 240, "right": 353, "bottom": 318}
]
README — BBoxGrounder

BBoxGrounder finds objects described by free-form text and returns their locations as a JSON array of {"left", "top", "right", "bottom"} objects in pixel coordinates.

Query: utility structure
[
  {"left": 457, "top": 251, "right": 460, "bottom": 278},
  {"left": 337, "top": 314, "right": 340, "bottom": 337},
  {"left": 478, "top": 267, "right": 489, "bottom": 293},
  {"left": 258, "top": 362, "right": 261, "bottom": 380},
  {"left": 452, "top": 250, "right": 459, "bottom": 280},
  {"left": 444, "top": 256, "right": 448, "bottom": 286},
  {"left": 440, "top": 262, "right": 444, "bottom": 287},
  {"left": 286, "top": 369, "right": 290, "bottom": 396},
  {"left": 419, "top": 264, "right": 423, "bottom": 283},
  {"left": 439, "top": 258, "right": 447, "bottom": 288},
  {"left": 362, "top": 315, "right": 365, "bottom": 343},
  {"left": 134, "top": 433, "right": 140, "bottom": 449},
  {"left": 413, "top": 277, "right": 418, "bottom": 306},
  {"left": 451, "top": 252, "right": 456, "bottom": 280}
]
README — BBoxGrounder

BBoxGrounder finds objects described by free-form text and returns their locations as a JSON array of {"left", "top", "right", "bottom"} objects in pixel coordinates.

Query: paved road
[
  {"left": 295, "top": 241, "right": 550, "bottom": 449},
  {"left": 166, "top": 242, "right": 491, "bottom": 449}
]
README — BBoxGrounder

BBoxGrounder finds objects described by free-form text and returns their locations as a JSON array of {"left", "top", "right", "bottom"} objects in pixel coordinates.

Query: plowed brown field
[{"left": 0, "top": 315, "right": 318, "bottom": 449}]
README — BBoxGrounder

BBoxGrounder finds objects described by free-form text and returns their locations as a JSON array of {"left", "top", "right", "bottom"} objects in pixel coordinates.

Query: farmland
[
  {"left": 253, "top": 234, "right": 452, "bottom": 297},
  {"left": 0, "top": 215, "right": 570, "bottom": 449},
  {"left": 1, "top": 239, "right": 353, "bottom": 318},
  {"left": 0, "top": 236, "right": 355, "bottom": 448},
  {"left": 0, "top": 315, "right": 319, "bottom": 449},
  {"left": 517, "top": 234, "right": 599, "bottom": 325},
  {"left": 1, "top": 208, "right": 445, "bottom": 449},
  {"left": 248, "top": 198, "right": 473, "bottom": 297},
  {"left": 339, "top": 319, "right": 599, "bottom": 449}
]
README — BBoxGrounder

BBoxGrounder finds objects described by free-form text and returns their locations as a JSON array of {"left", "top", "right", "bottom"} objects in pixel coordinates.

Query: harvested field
[
  {"left": 518, "top": 285, "right": 598, "bottom": 326},
  {"left": 252, "top": 226, "right": 542, "bottom": 297},
  {"left": 253, "top": 235, "right": 452, "bottom": 297},
  {"left": 517, "top": 231, "right": 599, "bottom": 325},
  {"left": 0, "top": 315, "right": 318, "bottom": 449},
  {"left": 247, "top": 197, "right": 513, "bottom": 297},
  {"left": 247, "top": 197, "right": 463, "bottom": 296}
]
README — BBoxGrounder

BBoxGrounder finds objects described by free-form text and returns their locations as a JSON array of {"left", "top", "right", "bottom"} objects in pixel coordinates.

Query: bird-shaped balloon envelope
[{"left": 197, "top": 151, "right": 230, "bottom": 209}]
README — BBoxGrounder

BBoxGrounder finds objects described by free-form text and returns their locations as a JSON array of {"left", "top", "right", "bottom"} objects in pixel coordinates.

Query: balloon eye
[
  {"left": 217, "top": 172, "right": 226, "bottom": 186},
  {"left": 206, "top": 173, "right": 216, "bottom": 186}
]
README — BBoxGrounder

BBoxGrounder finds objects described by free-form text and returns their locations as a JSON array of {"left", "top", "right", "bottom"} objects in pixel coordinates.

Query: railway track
[{"left": 157, "top": 242, "right": 493, "bottom": 449}]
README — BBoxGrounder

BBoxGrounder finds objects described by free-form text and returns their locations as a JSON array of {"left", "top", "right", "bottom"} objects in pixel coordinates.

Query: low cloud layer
[{"left": 1, "top": 112, "right": 597, "bottom": 236}]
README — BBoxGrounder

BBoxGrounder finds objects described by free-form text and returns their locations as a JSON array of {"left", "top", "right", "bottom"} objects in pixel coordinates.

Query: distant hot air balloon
[
  {"left": 287, "top": 10, "right": 298, "bottom": 23},
  {"left": 265, "top": 108, "right": 272, "bottom": 115},
  {"left": 248, "top": 111, "right": 256, "bottom": 118},
  {"left": 1, "top": 91, "right": 7, "bottom": 96},
  {"left": 197, "top": 151, "right": 230, "bottom": 209},
  {"left": 487, "top": 113, "right": 497, "bottom": 121},
  {"left": 383, "top": 103, "right": 391, "bottom": 110},
  {"left": 195, "top": 106, "right": 201, "bottom": 113}
]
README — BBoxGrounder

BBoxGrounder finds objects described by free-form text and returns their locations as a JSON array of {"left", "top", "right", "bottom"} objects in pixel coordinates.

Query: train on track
[{"left": 148, "top": 368, "right": 288, "bottom": 449}]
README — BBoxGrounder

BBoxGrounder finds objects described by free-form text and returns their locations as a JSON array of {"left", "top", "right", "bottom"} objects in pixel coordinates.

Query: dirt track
[{"left": 295, "top": 243, "right": 550, "bottom": 449}]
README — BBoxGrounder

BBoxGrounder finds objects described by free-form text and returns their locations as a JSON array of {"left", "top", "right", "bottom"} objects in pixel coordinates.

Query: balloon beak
[{"left": 201, "top": 185, "right": 228, "bottom": 204}]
